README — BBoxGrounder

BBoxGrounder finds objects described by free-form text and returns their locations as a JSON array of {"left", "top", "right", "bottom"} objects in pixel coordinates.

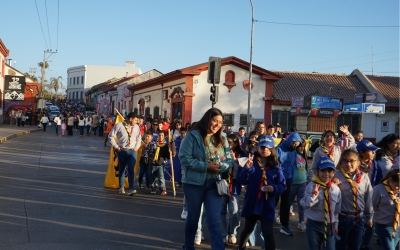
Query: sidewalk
[{"left": 0, "top": 122, "right": 42, "bottom": 143}]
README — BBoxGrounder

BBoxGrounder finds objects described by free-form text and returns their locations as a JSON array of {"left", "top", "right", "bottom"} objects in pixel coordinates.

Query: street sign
[
  {"left": 363, "top": 103, "right": 385, "bottom": 114},
  {"left": 311, "top": 96, "right": 341, "bottom": 109},
  {"left": 365, "top": 93, "right": 378, "bottom": 103},
  {"left": 354, "top": 93, "right": 364, "bottom": 103},
  {"left": 343, "top": 102, "right": 363, "bottom": 113},
  {"left": 291, "top": 96, "right": 304, "bottom": 107}
]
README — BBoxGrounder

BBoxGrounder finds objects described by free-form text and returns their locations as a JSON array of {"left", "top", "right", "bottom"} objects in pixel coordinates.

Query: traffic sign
[
  {"left": 354, "top": 93, "right": 364, "bottom": 103},
  {"left": 365, "top": 93, "right": 378, "bottom": 103},
  {"left": 363, "top": 103, "right": 385, "bottom": 114},
  {"left": 343, "top": 102, "right": 363, "bottom": 113}
]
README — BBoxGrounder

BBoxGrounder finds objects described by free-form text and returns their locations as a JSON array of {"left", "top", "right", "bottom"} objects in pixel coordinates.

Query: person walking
[
  {"left": 108, "top": 112, "right": 141, "bottom": 196},
  {"left": 150, "top": 130, "right": 171, "bottom": 196},
  {"left": 67, "top": 114, "right": 74, "bottom": 136},
  {"left": 179, "top": 108, "right": 233, "bottom": 250},
  {"left": 54, "top": 114, "right": 62, "bottom": 136},
  {"left": 104, "top": 116, "right": 115, "bottom": 147},
  {"left": 85, "top": 114, "right": 92, "bottom": 136},
  {"left": 40, "top": 114, "right": 49, "bottom": 132},
  {"left": 78, "top": 115, "right": 85, "bottom": 136}
]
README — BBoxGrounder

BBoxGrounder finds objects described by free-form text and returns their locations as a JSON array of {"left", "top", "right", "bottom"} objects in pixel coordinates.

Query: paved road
[{"left": 0, "top": 127, "right": 381, "bottom": 250}]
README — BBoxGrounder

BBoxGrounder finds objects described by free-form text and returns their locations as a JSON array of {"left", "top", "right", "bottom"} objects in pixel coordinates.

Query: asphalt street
[{"left": 0, "top": 126, "right": 381, "bottom": 250}]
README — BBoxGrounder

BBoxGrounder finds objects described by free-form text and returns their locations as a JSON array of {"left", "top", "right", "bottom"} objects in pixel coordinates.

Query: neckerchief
[
  {"left": 257, "top": 156, "right": 269, "bottom": 200},
  {"left": 360, "top": 161, "right": 373, "bottom": 176},
  {"left": 312, "top": 176, "right": 333, "bottom": 246},
  {"left": 123, "top": 122, "right": 132, "bottom": 148},
  {"left": 383, "top": 180, "right": 400, "bottom": 238},
  {"left": 154, "top": 141, "right": 167, "bottom": 163},
  {"left": 321, "top": 146, "right": 334, "bottom": 160},
  {"left": 388, "top": 154, "right": 397, "bottom": 165},
  {"left": 340, "top": 168, "right": 362, "bottom": 226}
]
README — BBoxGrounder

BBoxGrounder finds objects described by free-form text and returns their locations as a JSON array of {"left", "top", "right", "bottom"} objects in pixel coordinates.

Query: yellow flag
[
  {"left": 104, "top": 112, "right": 129, "bottom": 189},
  {"left": 273, "top": 138, "right": 282, "bottom": 147}
]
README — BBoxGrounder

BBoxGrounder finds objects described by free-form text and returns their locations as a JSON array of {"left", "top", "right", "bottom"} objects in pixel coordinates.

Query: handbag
[{"left": 216, "top": 179, "right": 230, "bottom": 196}]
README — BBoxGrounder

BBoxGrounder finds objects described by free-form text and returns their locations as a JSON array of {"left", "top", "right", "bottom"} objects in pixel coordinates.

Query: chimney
[{"left": 126, "top": 61, "right": 136, "bottom": 67}]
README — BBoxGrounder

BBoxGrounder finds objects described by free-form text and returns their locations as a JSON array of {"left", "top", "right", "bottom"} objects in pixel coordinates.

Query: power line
[
  {"left": 44, "top": 0, "right": 52, "bottom": 49},
  {"left": 34, "top": 0, "right": 49, "bottom": 49},
  {"left": 255, "top": 20, "right": 399, "bottom": 28},
  {"left": 278, "top": 50, "right": 399, "bottom": 69},
  {"left": 315, "top": 58, "right": 399, "bottom": 71}
]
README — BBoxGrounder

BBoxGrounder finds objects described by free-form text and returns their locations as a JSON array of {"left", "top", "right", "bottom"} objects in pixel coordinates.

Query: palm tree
[
  {"left": 24, "top": 72, "right": 38, "bottom": 82},
  {"left": 50, "top": 76, "right": 63, "bottom": 99}
]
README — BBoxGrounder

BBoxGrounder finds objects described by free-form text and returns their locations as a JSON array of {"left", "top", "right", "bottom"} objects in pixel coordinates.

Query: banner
[
  {"left": 104, "top": 112, "right": 128, "bottom": 189},
  {"left": 4, "top": 76, "right": 26, "bottom": 101}
]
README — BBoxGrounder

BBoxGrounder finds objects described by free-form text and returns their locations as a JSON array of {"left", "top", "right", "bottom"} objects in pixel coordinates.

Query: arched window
[
  {"left": 145, "top": 107, "right": 150, "bottom": 117},
  {"left": 225, "top": 70, "right": 235, "bottom": 83}
]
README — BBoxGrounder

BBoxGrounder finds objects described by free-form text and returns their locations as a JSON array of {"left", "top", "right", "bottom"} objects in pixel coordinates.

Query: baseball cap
[
  {"left": 317, "top": 156, "right": 335, "bottom": 170},
  {"left": 356, "top": 140, "right": 379, "bottom": 152},
  {"left": 257, "top": 135, "right": 274, "bottom": 148}
]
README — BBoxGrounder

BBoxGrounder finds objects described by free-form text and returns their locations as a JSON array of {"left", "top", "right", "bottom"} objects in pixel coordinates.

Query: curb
[{"left": 0, "top": 128, "right": 43, "bottom": 143}]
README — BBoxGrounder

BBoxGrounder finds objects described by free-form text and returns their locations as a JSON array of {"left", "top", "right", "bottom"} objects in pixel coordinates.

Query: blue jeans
[
  {"left": 86, "top": 125, "right": 90, "bottom": 135},
  {"left": 151, "top": 164, "right": 165, "bottom": 189},
  {"left": 138, "top": 160, "right": 151, "bottom": 188},
  {"left": 183, "top": 196, "right": 187, "bottom": 211},
  {"left": 375, "top": 223, "right": 400, "bottom": 250},
  {"left": 336, "top": 214, "right": 365, "bottom": 250},
  {"left": 55, "top": 125, "right": 60, "bottom": 135},
  {"left": 361, "top": 224, "right": 375, "bottom": 248},
  {"left": 197, "top": 203, "right": 206, "bottom": 236},
  {"left": 117, "top": 149, "right": 137, "bottom": 190},
  {"left": 92, "top": 126, "right": 98, "bottom": 135},
  {"left": 306, "top": 218, "right": 335, "bottom": 250},
  {"left": 290, "top": 182, "right": 306, "bottom": 222},
  {"left": 182, "top": 179, "right": 224, "bottom": 250},
  {"left": 79, "top": 126, "right": 84, "bottom": 135},
  {"left": 220, "top": 194, "right": 240, "bottom": 237}
]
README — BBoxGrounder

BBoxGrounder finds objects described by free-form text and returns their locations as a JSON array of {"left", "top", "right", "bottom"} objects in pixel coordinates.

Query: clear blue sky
[{"left": 2, "top": 0, "right": 399, "bottom": 90}]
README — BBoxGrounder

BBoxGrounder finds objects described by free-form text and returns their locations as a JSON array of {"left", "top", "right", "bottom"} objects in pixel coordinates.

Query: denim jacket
[{"left": 179, "top": 129, "right": 233, "bottom": 186}]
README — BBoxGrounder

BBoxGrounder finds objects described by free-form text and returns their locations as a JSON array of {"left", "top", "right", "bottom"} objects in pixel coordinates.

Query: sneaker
[
  {"left": 161, "top": 188, "right": 167, "bottom": 196},
  {"left": 151, "top": 189, "right": 156, "bottom": 194},
  {"left": 298, "top": 222, "right": 306, "bottom": 231},
  {"left": 138, "top": 183, "right": 143, "bottom": 188},
  {"left": 119, "top": 188, "right": 125, "bottom": 194},
  {"left": 181, "top": 210, "right": 187, "bottom": 220},
  {"left": 228, "top": 235, "right": 237, "bottom": 244},
  {"left": 128, "top": 190, "right": 137, "bottom": 196},
  {"left": 280, "top": 227, "right": 293, "bottom": 236},
  {"left": 194, "top": 233, "right": 202, "bottom": 245},
  {"left": 275, "top": 212, "right": 281, "bottom": 225}
]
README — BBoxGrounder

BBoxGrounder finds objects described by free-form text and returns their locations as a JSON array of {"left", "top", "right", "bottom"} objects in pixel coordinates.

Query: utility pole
[
  {"left": 38, "top": 50, "right": 57, "bottom": 109},
  {"left": 247, "top": 0, "right": 254, "bottom": 134}
]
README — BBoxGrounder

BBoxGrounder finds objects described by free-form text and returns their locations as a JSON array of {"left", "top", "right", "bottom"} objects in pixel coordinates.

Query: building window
[
  {"left": 223, "top": 113, "right": 234, "bottom": 126},
  {"left": 80, "top": 92, "right": 83, "bottom": 99},
  {"left": 76, "top": 77, "right": 79, "bottom": 85},
  {"left": 145, "top": 107, "right": 150, "bottom": 117},
  {"left": 73, "top": 92, "right": 75, "bottom": 99},
  {"left": 272, "top": 111, "right": 296, "bottom": 134},
  {"left": 73, "top": 77, "right": 75, "bottom": 85},
  {"left": 134, "top": 107, "right": 138, "bottom": 114},
  {"left": 225, "top": 70, "right": 235, "bottom": 83},
  {"left": 153, "top": 106, "right": 160, "bottom": 119},
  {"left": 240, "top": 114, "right": 252, "bottom": 126},
  {"left": 163, "top": 90, "right": 168, "bottom": 100},
  {"left": 337, "top": 114, "right": 361, "bottom": 134},
  {"left": 81, "top": 76, "right": 84, "bottom": 84}
]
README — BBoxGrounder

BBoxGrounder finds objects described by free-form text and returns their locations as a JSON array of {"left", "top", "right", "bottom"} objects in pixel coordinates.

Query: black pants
[
  {"left": 238, "top": 214, "right": 275, "bottom": 250},
  {"left": 42, "top": 122, "right": 47, "bottom": 131},
  {"left": 67, "top": 125, "right": 73, "bottom": 136},
  {"left": 276, "top": 178, "right": 292, "bottom": 228}
]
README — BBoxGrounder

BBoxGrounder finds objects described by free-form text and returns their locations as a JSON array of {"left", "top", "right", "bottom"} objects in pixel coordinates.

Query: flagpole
[{"left": 114, "top": 108, "right": 125, "bottom": 121}]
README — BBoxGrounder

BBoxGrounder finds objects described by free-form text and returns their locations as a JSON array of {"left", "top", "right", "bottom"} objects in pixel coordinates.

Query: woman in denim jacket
[{"left": 179, "top": 108, "right": 233, "bottom": 250}]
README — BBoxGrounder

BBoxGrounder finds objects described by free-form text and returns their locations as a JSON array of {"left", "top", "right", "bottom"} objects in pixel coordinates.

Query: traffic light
[{"left": 210, "top": 86, "right": 219, "bottom": 103}]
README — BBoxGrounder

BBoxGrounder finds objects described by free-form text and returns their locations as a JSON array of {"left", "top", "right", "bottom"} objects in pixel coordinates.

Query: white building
[{"left": 66, "top": 61, "right": 142, "bottom": 101}]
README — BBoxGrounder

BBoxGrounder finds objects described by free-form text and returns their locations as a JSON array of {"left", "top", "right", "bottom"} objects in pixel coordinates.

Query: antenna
[{"left": 372, "top": 45, "right": 374, "bottom": 76}]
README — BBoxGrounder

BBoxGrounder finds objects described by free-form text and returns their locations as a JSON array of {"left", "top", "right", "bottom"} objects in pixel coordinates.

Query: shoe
[
  {"left": 280, "top": 227, "right": 293, "bottom": 236},
  {"left": 246, "top": 242, "right": 250, "bottom": 247},
  {"left": 175, "top": 182, "right": 182, "bottom": 187},
  {"left": 119, "top": 188, "right": 125, "bottom": 194},
  {"left": 298, "top": 222, "right": 306, "bottom": 231},
  {"left": 275, "top": 212, "right": 281, "bottom": 224},
  {"left": 181, "top": 210, "right": 187, "bottom": 220},
  {"left": 161, "top": 188, "right": 167, "bottom": 196},
  {"left": 151, "top": 189, "right": 156, "bottom": 194},
  {"left": 138, "top": 184, "right": 143, "bottom": 188},
  {"left": 228, "top": 235, "right": 237, "bottom": 244},
  {"left": 128, "top": 190, "right": 137, "bottom": 196},
  {"left": 194, "top": 233, "right": 202, "bottom": 245}
]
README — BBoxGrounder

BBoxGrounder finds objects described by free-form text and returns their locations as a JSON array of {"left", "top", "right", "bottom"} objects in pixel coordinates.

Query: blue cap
[
  {"left": 257, "top": 135, "right": 274, "bottom": 148},
  {"left": 317, "top": 156, "right": 336, "bottom": 170},
  {"left": 356, "top": 140, "right": 379, "bottom": 152}
]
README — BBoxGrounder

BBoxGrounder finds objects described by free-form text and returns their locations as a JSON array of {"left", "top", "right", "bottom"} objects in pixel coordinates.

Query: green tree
[
  {"left": 49, "top": 76, "right": 63, "bottom": 98},
  {"left": 24, "top": 72, "right": 38, "bottom": 82}
]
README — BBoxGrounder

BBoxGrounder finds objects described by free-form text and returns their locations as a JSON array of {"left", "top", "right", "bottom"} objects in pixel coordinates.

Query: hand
[
  {"left": 133, "top": 147, "right": 138, "bottom": 151},
  {"left": 366, "top": 221, "right": 373, "bottom": 227},
  {"left": 230, "top": 150, "right": 236, "bottom": 161},
  {"left": 116, "top": 147, "right": 122, "bottom": 152},
  {"left": 312, "top": 184, "right": 320, "bottom": 196},
  {"left": 246, "top": 154, "right": 254, "bottom": 169},
  {"left": 332, "top": 178, "right": 341, "bottom": 185},
  {"left": 339, "top": 125, "right": 349, "bottom": 136},
  {"left": 207, "top": 162, "right": 221, "bottom": 172},
  {"left": 262, "top": 185, "right": 274, "bottom": 193}
]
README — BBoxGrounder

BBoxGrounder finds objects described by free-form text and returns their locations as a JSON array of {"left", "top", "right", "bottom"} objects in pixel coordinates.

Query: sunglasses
[{"left": 152, "top": 124, "right": 158, "bottom": 126}]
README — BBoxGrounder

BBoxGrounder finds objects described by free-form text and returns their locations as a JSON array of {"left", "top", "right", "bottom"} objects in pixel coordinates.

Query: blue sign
[
  {"left": 363, "top": 103, "right": 385, "bottom": 114},
  {"left": 354, "top": 93, "right": 364, "bottom": 103},
  {"left": 365, "top": 93, "right": 378, "bottom": 103},
  {"left": 311, "top": 96, "right": 341, "bottom": 109},
  {"left": 343, "top": 102, "right": 363, "bottom": 113},
  {"left": 291, "top": 96, "right": 304, "bottom": 107}
]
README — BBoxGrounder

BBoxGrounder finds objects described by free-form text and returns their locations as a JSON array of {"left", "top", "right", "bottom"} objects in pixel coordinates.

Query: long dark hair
[
  {"left": 192, "top": 108, "right": 223, "bottom": 147},
  {"left": 254, "top": 147, "right": 279, "bottom": 168},
  {"left": 381, "top": 168, "right": 400, "bottom": 184},
  {"left": 227, "top": 133, "right": 244, "bottom": 155},
  {"left": 376, "top": 133, "right": 399, "bottom": 161}
]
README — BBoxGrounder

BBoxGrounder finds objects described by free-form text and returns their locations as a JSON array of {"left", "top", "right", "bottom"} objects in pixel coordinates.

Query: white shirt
[{"left": 54, "top": 116, "right": 62, "bottom": 125}]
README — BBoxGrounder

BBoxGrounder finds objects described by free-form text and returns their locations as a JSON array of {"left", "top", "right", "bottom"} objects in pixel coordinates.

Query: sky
[{"left": 2, "top": 0, "right": 399, "bottom": 91}]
